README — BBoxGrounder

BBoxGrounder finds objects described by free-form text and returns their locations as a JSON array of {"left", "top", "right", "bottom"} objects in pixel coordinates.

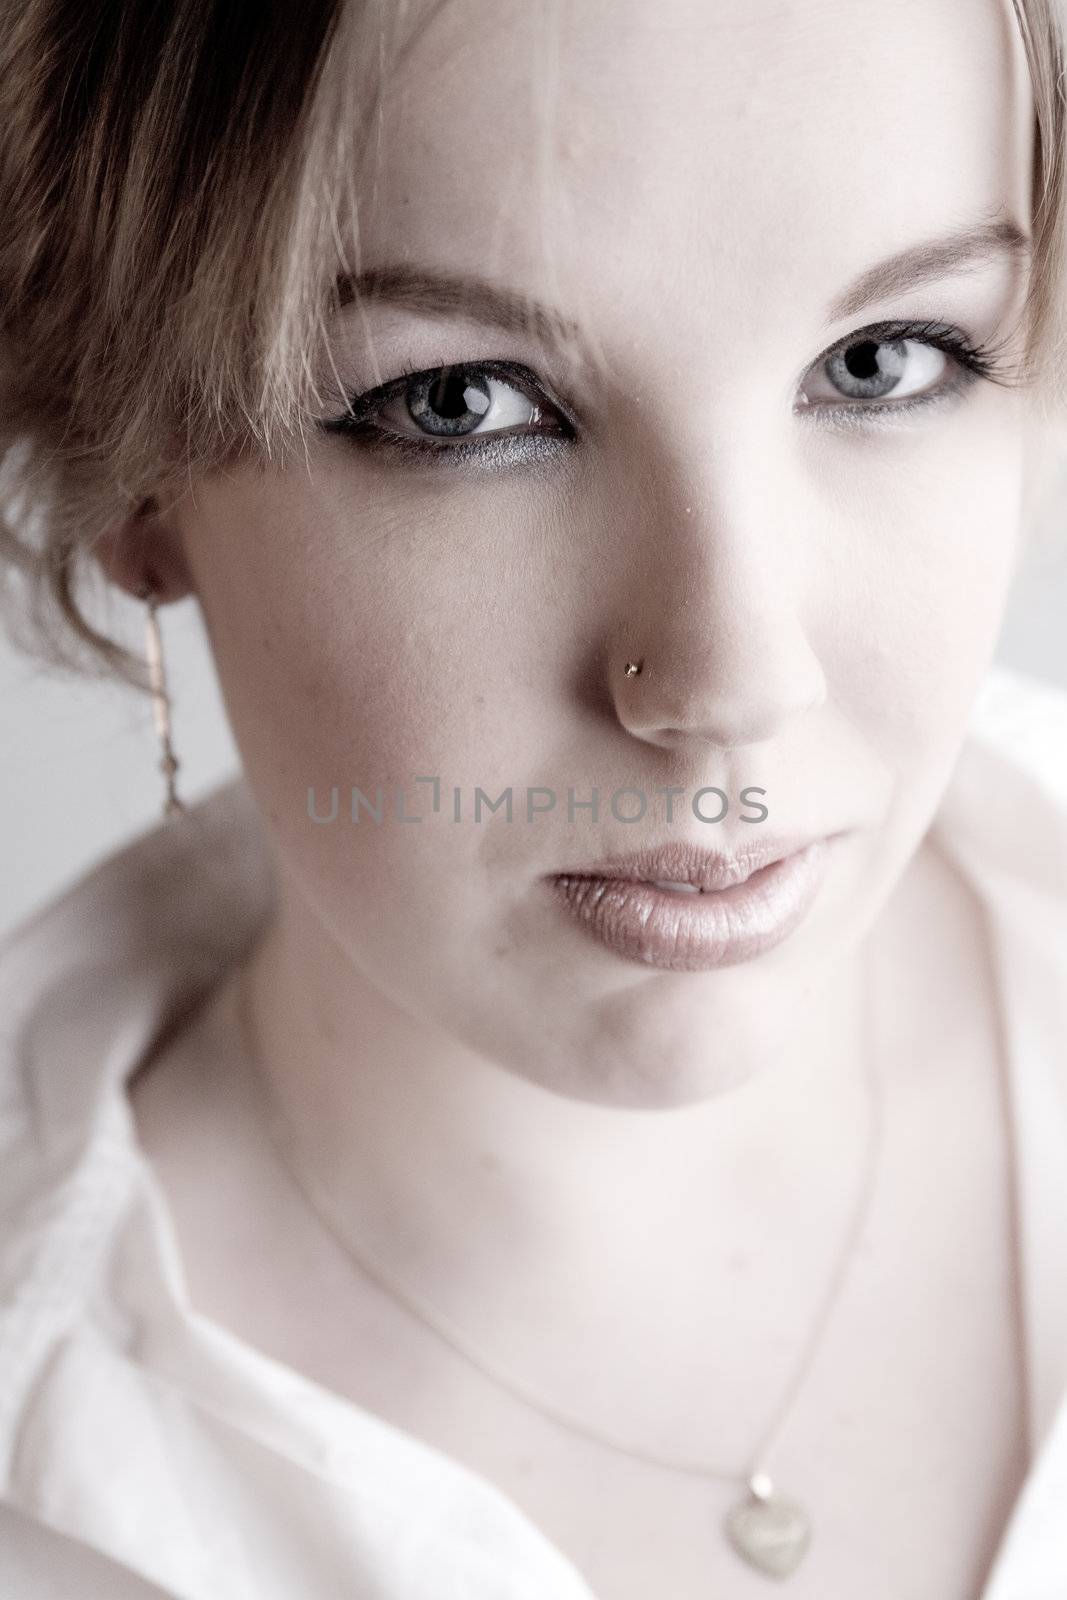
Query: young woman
[{"left": 2, "top": 1, "right": 1067, "bottom": 1595}]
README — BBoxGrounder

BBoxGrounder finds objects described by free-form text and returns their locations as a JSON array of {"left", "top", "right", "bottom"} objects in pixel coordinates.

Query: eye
[
  {"left": 803, "top": 337, "right": 946, "bottom": 404},
  {"left": 321, "top": 359, "right": 573, "bottom": 460},
  {"left": 795, "top": 319, "right": 1012, "bottom": 421}
]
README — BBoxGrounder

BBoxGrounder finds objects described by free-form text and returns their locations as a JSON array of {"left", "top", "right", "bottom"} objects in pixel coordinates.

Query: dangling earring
[{"left": 140, "top": 584, "right": 186, "bottom": 820}]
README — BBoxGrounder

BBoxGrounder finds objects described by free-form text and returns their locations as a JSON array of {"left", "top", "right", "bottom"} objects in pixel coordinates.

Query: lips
[
  {"left": 545, "top": 836, "right": 835, "bottom": 972},
  {"left": 549, "top": 834, "right": 821, "bottom": 894}
]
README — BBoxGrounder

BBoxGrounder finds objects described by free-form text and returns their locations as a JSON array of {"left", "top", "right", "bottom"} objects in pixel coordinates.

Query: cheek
[
  {"left": 181, "top": 469, "right": 559, "bottom": 949},
  {"left": 815, "top": 413, "right": 1024, "bottom": 767}
]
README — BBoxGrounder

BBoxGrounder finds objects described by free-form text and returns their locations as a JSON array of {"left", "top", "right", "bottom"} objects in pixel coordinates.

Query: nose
[{"left": 609, "top": 497, "right": 827, "bottom": 753}]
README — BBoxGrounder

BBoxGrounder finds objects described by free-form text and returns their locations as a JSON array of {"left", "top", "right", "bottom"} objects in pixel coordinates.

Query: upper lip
[{"left": 550, "top": 834, "right": 826, "bottom": 892}]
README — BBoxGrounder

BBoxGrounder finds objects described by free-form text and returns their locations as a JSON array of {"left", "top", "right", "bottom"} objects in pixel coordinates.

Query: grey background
[{"left": 2, "top": 535, "right": 1067, "bottom": 943}]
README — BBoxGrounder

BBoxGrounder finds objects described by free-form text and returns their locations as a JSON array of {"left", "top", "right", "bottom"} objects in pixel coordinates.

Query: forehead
[{"left": 347, "top": 0, "right": 1032, "bottom": 342}]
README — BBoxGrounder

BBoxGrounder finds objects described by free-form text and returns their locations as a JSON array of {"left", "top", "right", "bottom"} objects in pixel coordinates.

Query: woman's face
[{"left": 155, "top": 0, "right": 1035, "bottom": 1106}]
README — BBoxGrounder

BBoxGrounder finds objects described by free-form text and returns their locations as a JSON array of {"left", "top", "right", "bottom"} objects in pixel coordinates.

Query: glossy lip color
[{"left": 546, "top": 839, "right": 831, "bottom": 972}]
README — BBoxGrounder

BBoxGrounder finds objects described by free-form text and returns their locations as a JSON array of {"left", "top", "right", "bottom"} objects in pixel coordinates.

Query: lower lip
[{"left": 547, "top": 841, "right": 831, "bottom": 972}]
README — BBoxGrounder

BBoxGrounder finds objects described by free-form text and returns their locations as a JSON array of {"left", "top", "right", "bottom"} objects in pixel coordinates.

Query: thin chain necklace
[{"left": 233, "top": 949, "right": 884, "bottom": 1582}]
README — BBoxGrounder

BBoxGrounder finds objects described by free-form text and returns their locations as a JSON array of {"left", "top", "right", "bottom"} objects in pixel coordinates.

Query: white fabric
[{"left": 1, "top": 662, "right": 1065, "bottom": 1598}]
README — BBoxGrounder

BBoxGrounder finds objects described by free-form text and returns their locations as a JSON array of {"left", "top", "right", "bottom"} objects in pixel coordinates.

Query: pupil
[
  {"left": 428, "top": 371, "right": 474, "bottom": 419},
  {"left": 408, "top": 366, "right": 493, "bottom": 436},
  {"left": 844, "top": 342, "right": 881, "bottom": 379}
]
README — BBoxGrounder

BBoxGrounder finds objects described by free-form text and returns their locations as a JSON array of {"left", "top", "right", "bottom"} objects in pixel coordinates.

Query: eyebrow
[
  {"left": 332, "top": 216, "right": 1032, "bottom": 349},
  {"left": 825, "top": 217, "right": 1032, "bottom": 324},
  {"left": 333, "top": 264, "right": 581, "bottom": 349}
]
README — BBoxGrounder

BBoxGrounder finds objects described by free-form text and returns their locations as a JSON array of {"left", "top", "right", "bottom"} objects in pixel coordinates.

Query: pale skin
[{"left": 111, "top": 0, "right": 1040, "bottom": 1593}]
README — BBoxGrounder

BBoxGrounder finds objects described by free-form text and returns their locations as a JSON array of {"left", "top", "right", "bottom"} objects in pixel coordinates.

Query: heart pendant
[{"left": 724, "top": 1477, "right": 812, "bottom": 1579}]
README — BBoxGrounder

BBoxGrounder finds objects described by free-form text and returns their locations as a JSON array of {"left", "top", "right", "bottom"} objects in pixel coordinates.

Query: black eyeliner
[
  {"left": 321, "top": 358, "right": 578, "bottom": 450},
  {"left": 323, "top": 320, "right": 1025, "bottom": 467},
  {"left": 811, "top": 317, "right": 1025, "bottom": 390}
]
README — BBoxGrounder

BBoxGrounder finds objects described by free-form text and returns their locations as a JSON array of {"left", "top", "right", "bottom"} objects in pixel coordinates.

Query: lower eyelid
[
  {"left": 796, "top": 366, "right": 980, "bottom": 430},
  {"left": 799, "top": 361, "right": 985, "bottom": 425},
  {"left": 348, "top": 426, "right": 571, "bottom": 472},
  {"left": 328, "top": 346, "right": 981, "bottom": 461}
]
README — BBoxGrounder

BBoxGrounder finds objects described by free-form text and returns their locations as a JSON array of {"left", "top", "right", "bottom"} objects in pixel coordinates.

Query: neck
[{"left": 233, "top": 881, "right": 877, "bottom": 1299}]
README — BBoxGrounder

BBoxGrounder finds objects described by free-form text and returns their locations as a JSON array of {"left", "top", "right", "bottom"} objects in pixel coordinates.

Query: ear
[{"left": 92, "top": 496, "right": 196, "bottom": 604}]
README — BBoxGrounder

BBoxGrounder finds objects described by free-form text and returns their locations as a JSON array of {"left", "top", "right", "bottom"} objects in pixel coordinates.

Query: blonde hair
[{"left": 1, "top": 0, "right": 1065, "bottom": 687}]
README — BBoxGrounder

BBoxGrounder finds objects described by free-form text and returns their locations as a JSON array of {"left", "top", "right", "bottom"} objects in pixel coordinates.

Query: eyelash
[
  {"left": 794, "top": 318, "right": 1021, "bottom": 432},
  {"left": 321, "top": 359, "right": 575, "bottom": 471},
  {"left": 320, "top": 319, "right": 1022, "bottom": 466}
]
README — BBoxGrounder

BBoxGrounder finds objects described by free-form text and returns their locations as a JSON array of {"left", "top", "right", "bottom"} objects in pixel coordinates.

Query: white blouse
[{"left": 1, "top": 661, "right": 1066, "bottom": 1599}]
